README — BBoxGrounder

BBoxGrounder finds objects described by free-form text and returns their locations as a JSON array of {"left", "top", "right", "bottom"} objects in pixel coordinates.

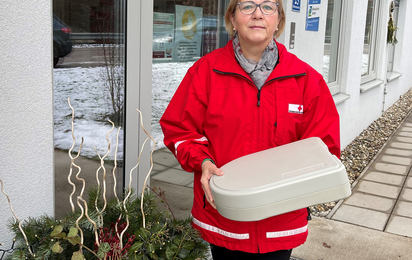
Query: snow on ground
[
  {"left": 53, "top": 66, "right": 124, "bottom": 160},
  {"left": 53, "top": 62, "right": 193, "bottom": 160}
]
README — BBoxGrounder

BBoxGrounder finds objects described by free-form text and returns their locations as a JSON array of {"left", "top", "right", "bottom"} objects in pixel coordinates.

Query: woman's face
[{"left": 230, "top": 0, "right": 280, "bottom": 48}]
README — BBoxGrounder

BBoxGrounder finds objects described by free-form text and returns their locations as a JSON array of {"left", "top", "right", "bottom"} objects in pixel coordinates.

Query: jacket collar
[{"left": 213, "top": 39, "right": 307, "bottom": 83}]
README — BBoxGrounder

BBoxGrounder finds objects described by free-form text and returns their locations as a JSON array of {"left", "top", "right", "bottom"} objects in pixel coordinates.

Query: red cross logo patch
[{"left": 288, "top": 104, "right": 304, "bottom": 114}]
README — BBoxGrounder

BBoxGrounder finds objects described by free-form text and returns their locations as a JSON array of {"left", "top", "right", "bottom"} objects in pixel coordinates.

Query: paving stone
[
  {"left": 393, "top": 201, "right": 412, "bottom": 218},
  {"left": 186, "top": 182, "right": 194, "bottom": 188},
  {"left": 344, "top": 192, "right": 395, "bottom": 213},
  {"left": 332, "top": 204, "right": 389, "bottom": 231},
  {"left": 173, "top": 164, "right": 185, "bottom": 171},
  {"left": 152, "top": 163, "right": 169, "bottom": 173},
  {"left": 385, "top": 215, "right": 412, "bottom": 237},
  {"left": 378, "top": 155, "right": 412, "bottom": 166},
  {"left": 151, "top": 168, "right": 194, "bottom": 186},
  {"left": 354, "top": 180, "right": 401, "bottom": 199},
  {"left": 400, "top": 188, "right": 412, "bottom": 202},
  {"left": 389, "top": 141, "right": 412, "bottom": 150},
  {"left": 363, "top": 171, "right": 405, "bottom": 186},
  {"left": 404, "top": 122, "right": 412, "bottom": 127},
  {"left": 393, "top": 136, "right": 412, "bottom": 144},
  {"left": 399, "top": 126, "right": 412, "bottom": 132},
  {"left": 383, "top": 148, "right": 412, "bottom": 157},
  {"left": 152, "top": 149, "right": 179, "bottom": 167},
  {"left": 371, "top": 162, "right": 409, "bottom": 175},
  {"left": 396, "top": 131, "right": 412, "bottom": 138},
  {"left": 406, "top": 177, "right": 412, "bottom": 188}
]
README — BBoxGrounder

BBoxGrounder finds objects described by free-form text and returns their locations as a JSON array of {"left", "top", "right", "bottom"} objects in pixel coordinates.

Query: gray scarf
[{"left": 232, "top": 33, "right": 278, "bottom": 89}]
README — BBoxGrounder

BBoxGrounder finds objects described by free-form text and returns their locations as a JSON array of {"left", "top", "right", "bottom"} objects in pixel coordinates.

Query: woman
[{"left": 160, "top": 0, "right": 340, "bottom": 259}]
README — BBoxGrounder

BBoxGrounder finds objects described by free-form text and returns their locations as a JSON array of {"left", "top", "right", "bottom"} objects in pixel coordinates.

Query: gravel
[{"left": 310, "top": 88, "right": 412, "bottom": 218}]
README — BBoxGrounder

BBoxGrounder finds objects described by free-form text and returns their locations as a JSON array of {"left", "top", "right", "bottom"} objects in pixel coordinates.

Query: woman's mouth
[{"left": 250, "top": 26, "right": 265, "bottom": 29}]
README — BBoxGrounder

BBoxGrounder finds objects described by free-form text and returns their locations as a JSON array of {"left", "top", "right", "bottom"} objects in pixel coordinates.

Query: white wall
[
  {"left": 0, "top": 0, "right": 54, "bottom": 250},
  {"left": 280, "top": 0, "right": 328, "bottom": 73},
  {"left": 280, "top": 0, "right": 412, "bottom": 149},
  {"left": 337, "top": 0, "right": 412, "bottom": 148},
  {"left": 383, "top": 0, "right": 412, "bottom": 111}
]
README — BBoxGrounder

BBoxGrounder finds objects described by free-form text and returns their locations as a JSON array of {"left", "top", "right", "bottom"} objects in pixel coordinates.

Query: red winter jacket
[{"left": 160, "top": 40, "right": 340, "bottom": 253}]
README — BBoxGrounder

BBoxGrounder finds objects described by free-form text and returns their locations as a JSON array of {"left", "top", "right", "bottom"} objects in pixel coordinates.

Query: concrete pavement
[{"left": 149, "top": 111, "right": 412, "bottom": 259}]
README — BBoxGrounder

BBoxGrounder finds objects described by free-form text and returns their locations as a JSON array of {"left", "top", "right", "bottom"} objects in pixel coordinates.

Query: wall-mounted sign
[
  {"left": 292, "top": 0, "right": 301, "bottom": 12},
  {"left": 153, "top": 12, "right": 175, "bottom": 60},
  {"left": 174, "top": 5, "right": 203, "bottom": 62},
  {"left": 306, "top": 0, "right": 321, "bottom": 31}
]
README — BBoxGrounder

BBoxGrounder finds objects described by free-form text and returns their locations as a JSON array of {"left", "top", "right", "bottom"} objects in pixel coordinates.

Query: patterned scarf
[{"left": 232, "top": 33, "right": 279, "bottom": 89}]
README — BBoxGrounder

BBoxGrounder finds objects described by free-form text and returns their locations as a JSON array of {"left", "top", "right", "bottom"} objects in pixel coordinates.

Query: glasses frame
[{"left": 237, "top": 1, "right": 279, "bottom": 15}]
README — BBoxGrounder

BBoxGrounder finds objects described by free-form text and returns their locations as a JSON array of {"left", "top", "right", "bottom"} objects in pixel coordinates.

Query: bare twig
[
  {"left": 0, "top": 180, "right": 34, "bottom": 257},
  {"left": 67, "top": 98, "right": 85, "bottom": 212},
  {"left": 136, "top": 109, "right": 156, "bottom": 229}
]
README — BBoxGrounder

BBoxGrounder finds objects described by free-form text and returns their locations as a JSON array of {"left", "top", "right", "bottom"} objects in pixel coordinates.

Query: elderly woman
[{"left": 160, "top": 0, "right": 340, "bottom": 259}]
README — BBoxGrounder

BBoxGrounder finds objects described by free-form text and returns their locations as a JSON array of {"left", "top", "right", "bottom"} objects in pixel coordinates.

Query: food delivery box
[{"left": 210, "top": 137, "right": 351, "bottom": 221}]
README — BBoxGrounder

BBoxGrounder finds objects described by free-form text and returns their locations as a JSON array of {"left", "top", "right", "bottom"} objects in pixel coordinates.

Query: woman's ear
[{"left": 230, "top": 15, "right": 236, "bottom": 30}]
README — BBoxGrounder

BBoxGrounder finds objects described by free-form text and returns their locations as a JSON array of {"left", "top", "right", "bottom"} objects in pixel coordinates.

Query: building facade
[{"left": 1, "top": 0, "right": 411, "bottom": 251}]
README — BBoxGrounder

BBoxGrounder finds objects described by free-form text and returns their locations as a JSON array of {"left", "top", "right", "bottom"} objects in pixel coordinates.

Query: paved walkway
[
  {"left": 150, "top": 111, "right": 412, "bottom": 259},
  {"left": 328, "top": 113, "right": 412, "bottom": 237}
]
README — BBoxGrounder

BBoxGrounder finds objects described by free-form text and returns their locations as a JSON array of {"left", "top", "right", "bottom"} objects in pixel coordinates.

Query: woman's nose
[{"left": 252, "top": 5, "right": 264, "bottom": 18}]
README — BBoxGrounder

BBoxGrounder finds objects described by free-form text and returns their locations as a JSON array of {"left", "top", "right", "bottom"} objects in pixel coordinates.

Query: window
[
  {"left": 387, "top": 1, "right": 399, "bottom": 75},
  {"left": 361, "top": 0, "right": 380, "bottom": 83},
  {"left": 150, "top": 0, "right": 229, "bottom": 197},
  {"left": 323, "top": 0, "right": 343, "bottom": 95},
  {"left": 53, "top": 0, "right": 126, "bottom": 218},
  {"left": 151, "top": 0, "right": 229, "bottom": 151}
]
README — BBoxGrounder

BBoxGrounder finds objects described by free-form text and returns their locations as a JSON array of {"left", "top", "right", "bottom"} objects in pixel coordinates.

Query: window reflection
[
  {"left": 323, "top": 0, "right": 342, "bottom": 84},
  {"left": 387, "top": 1, "right": 399, "bottom": 73},
  {"left": 362, "top": 0, "right": 377, "bottom": 76},
  {"left": 151, "top": 0, "right": 229, "bottom": 150},
  {"left": 53, "top": 0, "right": 126, "bottom": 219}
]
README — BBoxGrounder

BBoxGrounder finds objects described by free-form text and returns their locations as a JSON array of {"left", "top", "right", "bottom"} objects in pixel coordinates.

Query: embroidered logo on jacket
[{"left": 288, "top": 104, "right": 304, "bottom": 114}]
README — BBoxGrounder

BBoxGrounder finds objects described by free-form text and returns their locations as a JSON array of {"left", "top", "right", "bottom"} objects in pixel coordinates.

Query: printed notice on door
[{"left": 174, "top": 5, "right": 203, "bottom": 62}]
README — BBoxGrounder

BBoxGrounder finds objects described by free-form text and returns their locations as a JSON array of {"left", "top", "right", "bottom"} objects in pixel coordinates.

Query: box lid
[{"left": 210, "top": 137, "right": 348, "bottom": 210}]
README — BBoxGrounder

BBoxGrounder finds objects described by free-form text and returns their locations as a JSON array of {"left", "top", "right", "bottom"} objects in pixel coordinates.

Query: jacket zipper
[{"left": 213, "top": 69, "right": 307, "bottom": 106}]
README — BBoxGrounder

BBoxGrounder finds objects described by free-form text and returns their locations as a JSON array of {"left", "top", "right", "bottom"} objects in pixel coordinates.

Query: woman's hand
[{"left": 201, "top": 160, "right": 224, "bottom": 209}]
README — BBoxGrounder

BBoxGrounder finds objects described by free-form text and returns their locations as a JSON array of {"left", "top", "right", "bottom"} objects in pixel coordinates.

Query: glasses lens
[
  {"left": 239, "top": 2, "right": 278, "bottom": 15},
  {"left": 261, "top": 2, "right": 277, "bottom": 14},
  {"left": 239, "top": 2, "right": 256, "bottom": 15}
]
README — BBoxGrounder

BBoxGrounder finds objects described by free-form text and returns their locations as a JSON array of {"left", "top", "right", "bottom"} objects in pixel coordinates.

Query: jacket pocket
[{"left": 272, "top": 87, "right": 304, "bottom": 146}]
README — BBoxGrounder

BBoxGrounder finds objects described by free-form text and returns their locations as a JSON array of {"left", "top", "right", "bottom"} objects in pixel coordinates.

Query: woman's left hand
[{"left": 201, "top": 161, "right": 224, "bottom": 209}]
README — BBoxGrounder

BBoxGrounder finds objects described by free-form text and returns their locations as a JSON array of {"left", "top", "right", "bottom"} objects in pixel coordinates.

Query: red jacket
[{"left": 160, "top": 40, "right": 340, "bottom": 253}]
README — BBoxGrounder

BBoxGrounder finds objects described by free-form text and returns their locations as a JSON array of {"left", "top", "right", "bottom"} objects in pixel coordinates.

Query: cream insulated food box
[{"left": 210, "top": 137, "right": 351, "bottom": 221}]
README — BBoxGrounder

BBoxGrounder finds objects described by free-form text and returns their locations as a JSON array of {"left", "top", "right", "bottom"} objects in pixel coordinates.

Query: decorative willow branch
[
  {"left": 0, "top": 180, "right": 34, "bottom": 258},
  {"left": 113, "top": 127, "right": 121, "bottom": 205},
  {"left": 94, "top": 121, "right": 115, "bottom": 228},
  {"left": 136, "top": 109, "right": 156, "bottom": 228},
  {"left": 67, "top": 98, "right": 85, "bottom": 213},
  {"left": 77, "top": 197, "right": 99, "bottom": 247},
  {"left": 1, "top": 101, "right": 156, "bottom": 259},
  {"left": 121, "top": 136, "right": 149, "bottom": 249}
]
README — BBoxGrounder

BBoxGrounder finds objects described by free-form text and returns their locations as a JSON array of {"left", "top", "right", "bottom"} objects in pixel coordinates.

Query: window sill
[
  {"left": 333, "top": 92, "right": 350, "bottom": 105},
  {"left": 387, "top": 71, "right": 402, "bottom": 82},
  {"left": 360, "top": 79, "right": 384, "bottom": 93}
]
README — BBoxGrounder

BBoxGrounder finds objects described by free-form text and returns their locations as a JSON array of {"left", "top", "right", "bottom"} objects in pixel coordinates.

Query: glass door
[{"left": 53, "top": 0, "right": 126, "bottom": 219}]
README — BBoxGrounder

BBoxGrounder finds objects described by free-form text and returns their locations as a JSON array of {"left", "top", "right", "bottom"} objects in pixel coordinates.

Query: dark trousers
[{"left": 210, "top": 244, "right": 292, "bottom": 260}]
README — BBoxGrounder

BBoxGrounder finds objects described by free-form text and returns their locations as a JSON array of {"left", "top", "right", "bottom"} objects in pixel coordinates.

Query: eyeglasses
[{"left": 237, "top": 1, "right": 279, "bottom": 15}]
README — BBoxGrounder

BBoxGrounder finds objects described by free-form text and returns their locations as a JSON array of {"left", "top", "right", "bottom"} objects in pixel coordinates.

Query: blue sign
[
  {"left": 292, "top": 0, "right": 301, "bottom": 12},
  {"left": 306, "top": 0, "right": 321, "bottom": 31}
]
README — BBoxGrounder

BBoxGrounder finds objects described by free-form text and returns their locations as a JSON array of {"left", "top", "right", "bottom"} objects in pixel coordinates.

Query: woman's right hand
[{"left": 200, "top": 160, "right": 224, "bottom": 209}]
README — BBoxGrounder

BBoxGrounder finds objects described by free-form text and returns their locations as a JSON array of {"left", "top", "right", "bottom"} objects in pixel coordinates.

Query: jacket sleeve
[
  {"left": 300, "top": 77, "right": 341, "bottom": 158},
  {"left": 160, "top": 67, "right": 214, "bottom": 173}
]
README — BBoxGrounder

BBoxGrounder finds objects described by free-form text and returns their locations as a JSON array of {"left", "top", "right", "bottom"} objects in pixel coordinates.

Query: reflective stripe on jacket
[{"left": 160, "top": 40, "right": 340, "bottom": 253}]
